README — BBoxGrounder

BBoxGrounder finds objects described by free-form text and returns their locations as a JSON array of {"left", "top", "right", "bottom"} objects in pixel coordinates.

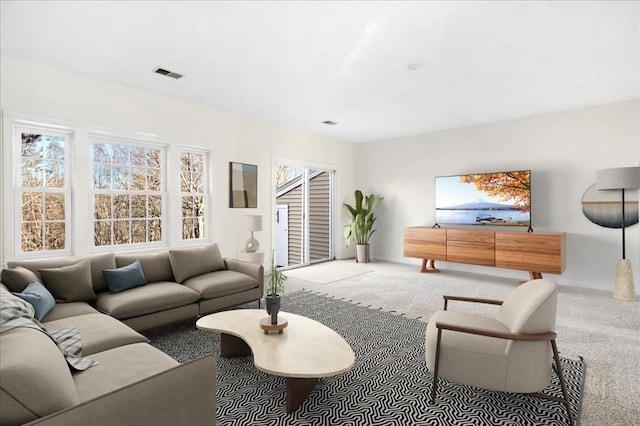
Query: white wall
[
  {"left": 358, "top": 100, "right": 640, "bottom": 293},
  {"left": 2, "top": 56, "right": 638, "bottom": 293},
  {"left": 0, "top": 56, "right": 357, "bottom": 264}
]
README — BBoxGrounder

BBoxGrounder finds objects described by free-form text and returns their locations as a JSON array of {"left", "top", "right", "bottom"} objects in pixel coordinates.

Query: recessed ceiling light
[
  {"left": 322, "top": 120, "right": 338, "bottom": 125},
  {"left": 153, "top": 67, "right": 183, "bottom": 79}
]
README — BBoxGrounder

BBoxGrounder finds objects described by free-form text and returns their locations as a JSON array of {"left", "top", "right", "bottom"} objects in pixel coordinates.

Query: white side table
[{"left": 237, "top": 251, "right": 265, "bottom": 265}]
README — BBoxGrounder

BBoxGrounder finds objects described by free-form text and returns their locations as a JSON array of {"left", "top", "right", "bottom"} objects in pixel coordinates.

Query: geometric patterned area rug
[{"left": 145, "top": 290, "right": 585, "bottom": 426}]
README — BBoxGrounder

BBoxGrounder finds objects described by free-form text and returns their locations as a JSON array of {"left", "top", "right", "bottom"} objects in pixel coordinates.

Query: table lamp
[
  {"left": 243, "top": 215, "right": 262, "bottom": 253},
  {"left": 596, "top": 166, "right": 640, "bottom": 301}
]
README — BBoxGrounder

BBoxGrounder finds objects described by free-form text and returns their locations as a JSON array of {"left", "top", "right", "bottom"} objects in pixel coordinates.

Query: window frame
[
  {"left": 179, "top": 147, "right": 210, "bottom": 242},
  {"left": 13, "top": 123, "right": 74, "bottom": 258},
  {"left": 89, "top": 134, "right": 168, "bottom": 252},
  {"left": 2, "top": 112, "right": 216, "bottom": 261}
]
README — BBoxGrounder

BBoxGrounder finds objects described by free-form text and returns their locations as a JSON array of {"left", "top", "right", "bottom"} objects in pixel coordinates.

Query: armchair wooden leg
[
  {"left": 431, "top": 328, "right": 442, "bottom": 403},
  {"left": 532, "top": 341, "right": 574, "bottom": 425},
  {"left": 551, "top": 340, "right": 574, "bottom": 426}
]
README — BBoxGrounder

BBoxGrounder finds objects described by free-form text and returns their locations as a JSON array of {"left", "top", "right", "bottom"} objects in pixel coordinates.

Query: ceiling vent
[
  {"left": 153, "top": 67, "right": 183, "bottom": 79},
  {"left": 322, "top": 120, "right": 338, "bottom": 125}
]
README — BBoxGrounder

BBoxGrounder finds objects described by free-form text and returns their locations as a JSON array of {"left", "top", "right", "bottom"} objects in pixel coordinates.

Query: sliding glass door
[{"left": 274, "top": 163, "right": 334, "bottom": 269}]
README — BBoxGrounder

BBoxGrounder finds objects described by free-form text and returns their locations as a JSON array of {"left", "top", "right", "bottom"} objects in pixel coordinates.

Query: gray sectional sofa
[{"left": 0, "top": 242, "right": 264, "bottom": 425}]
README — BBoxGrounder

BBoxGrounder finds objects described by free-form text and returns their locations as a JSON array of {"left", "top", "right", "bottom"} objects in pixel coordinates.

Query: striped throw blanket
[{"left": 0, "top": 288, "right": 97, "bottom": 371}]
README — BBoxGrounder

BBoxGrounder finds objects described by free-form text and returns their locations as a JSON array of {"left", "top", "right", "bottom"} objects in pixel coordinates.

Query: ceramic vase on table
[{"left": 265, "top": 295, "right": 281, "bottom": 324}]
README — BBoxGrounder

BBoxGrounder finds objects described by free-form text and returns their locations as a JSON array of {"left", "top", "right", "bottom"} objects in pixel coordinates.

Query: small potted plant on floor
[
  {"left": 343, "top": 189, "right": 384, "bottom": 263},
  {"left": 265, "top": 250, "right": 287, "bottom": 324}
]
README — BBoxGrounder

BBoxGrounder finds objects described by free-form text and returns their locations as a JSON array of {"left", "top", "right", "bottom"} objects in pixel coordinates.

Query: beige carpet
[
  {"left": 284, "top": 261, "right": 372, "bottom": 284},
  {"left": 284, "top": 259, "right": 640, "bottom": 426}
]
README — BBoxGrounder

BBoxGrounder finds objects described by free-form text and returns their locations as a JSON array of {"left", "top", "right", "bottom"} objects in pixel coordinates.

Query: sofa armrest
[
  {"left": 224, "top": 258, "right": 264, "bottom": 293},
  {"left": 25, "top": 355, "right": 217, "bottom": 426}
]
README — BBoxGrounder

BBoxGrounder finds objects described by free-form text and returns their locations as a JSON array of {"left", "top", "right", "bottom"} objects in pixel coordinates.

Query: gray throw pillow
[
  {"left": 169, "top": 243, "right": 226, "bottom": 283},
  {"left": 103, "top": 260, "right": 147, "bottom": 293},
  {"left": 1, "top": 266, "right": 41, "bottom": 293},
  {"left": 39, "top": 260, "right": 96, "bottom": 302}
]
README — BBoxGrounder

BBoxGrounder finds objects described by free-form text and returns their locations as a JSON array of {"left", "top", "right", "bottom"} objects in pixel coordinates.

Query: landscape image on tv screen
[{"left": 435, "top": 170, "right": 531, "bottom": 227}]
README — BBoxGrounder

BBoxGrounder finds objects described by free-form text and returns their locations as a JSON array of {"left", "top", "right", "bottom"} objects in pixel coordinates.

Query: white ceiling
[{"left": 1, "top": 1, "right": 639, "bottom": 143}]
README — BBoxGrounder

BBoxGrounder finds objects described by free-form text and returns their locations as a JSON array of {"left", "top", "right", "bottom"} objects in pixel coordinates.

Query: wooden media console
[{"left": 403, "top": 227, "right": 566, "bottom": 279}]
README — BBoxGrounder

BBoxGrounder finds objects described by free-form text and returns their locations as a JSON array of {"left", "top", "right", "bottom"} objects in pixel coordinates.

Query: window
[
  {"left": 180, "top": 150, "right": 208, "bottom": 240},
  {"left": 5, "top": 113, "right": 213, "bottom": 258},
  {"left": 91, "top": 138, "right": 165, "bottom": 247},
  {"left": 16, "top": 126, "right": 71, "bottom": 254}
]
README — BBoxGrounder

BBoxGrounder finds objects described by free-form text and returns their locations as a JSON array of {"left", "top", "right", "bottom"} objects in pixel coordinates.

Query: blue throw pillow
[
  {"left": 103, "top": 260, "right": 147, "bottom": 293},
  {"left": 12, "top": 282, "right": 56, "bottom": 321}
]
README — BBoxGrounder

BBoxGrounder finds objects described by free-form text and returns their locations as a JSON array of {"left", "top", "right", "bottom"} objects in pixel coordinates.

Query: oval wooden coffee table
[{"left": 196, "top": 309, "right": 355, "bottom": 414}]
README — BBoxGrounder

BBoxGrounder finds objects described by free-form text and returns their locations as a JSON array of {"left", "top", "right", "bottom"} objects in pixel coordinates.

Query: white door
[{"left": 275, "top": 205, "right": 289, "bottom": 267}]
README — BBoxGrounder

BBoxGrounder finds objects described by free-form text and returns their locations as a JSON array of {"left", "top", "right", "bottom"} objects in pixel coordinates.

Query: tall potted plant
[
  {"left": 343, "top": 189, "right": 384, "bottom": 263},
  {"left": 265, "top": 250, "right": 287, "bottom": 324}
]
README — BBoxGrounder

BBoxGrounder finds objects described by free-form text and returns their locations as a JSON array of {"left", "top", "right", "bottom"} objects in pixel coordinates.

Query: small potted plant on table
[{"left": 265, "top": 250, "right": 287, "bottom": 325}]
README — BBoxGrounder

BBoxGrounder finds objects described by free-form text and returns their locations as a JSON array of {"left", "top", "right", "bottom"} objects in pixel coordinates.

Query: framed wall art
[
  {"left": 582, "top": 183, "right": 639, "bottom": 228},
  {"left": 229, "top": 162, "right": 258, "bottom": 208}
]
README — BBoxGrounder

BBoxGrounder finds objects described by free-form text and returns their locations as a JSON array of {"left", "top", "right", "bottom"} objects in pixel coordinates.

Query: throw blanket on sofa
[{"left": 0, "top": 288, "right": 97, "bottom": 371}]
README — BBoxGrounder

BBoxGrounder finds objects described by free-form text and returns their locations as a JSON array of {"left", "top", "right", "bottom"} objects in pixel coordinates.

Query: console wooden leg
[
  {"left": 529, "top": 271, "right": 543, "bottom": 280},
  {"left": 286, "top": 377, "right": 317, "bottom": 414},
  {"left": 421, "top": 259, "right": 440, "bottom": 273},
  {"left": 220, "top": 333, "right": 251, "bottom": 358}
]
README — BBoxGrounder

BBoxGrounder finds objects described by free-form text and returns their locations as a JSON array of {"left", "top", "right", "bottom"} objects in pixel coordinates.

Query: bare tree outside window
[
  {"left": 180, "top": 151, "right": 207, "bottom": 240},
  {"left": 91, "top": 141, "right": 164, "bottom": 247},
  {"left": 275, "top": 165, "right": 302, "bottom": 188},
  {"left": 19, "top": 131, "right": 68, "bottom": 253},
  {"left": 13, "top": 124, "right": 210, "bottom": 256}
]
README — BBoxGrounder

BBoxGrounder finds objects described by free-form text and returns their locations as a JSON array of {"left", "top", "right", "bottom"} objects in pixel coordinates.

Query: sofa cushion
[
  {"left": 0, "top": 327, "right": 80, "bottom": 425},
  {"left": 6, "top": 254, "right": 118, "bottom": 294},
  {"left": 89, "top": 252, "right": 117, "bottom": 294},
  {"left": 12, "top": 282, "right": 55, "bottom": 321},
  {"left": 103, "top": 260, "right": 147, "bottom": 293},
  {"left": 169, "top": 243, "right": 225, "bottom": 283},
  {"left": 39, "top": 260, "right": 97, "bottom": 302},
  {"left": 184, "top": 270, "right": 259, "bottom": 299},
  {"left": 1, "top": 266, "right": 41, "bottom": 293},
  {"left": 1, "top": 287, "right": 98, "bottom": 373},
  {"left": 8, "top": 258, "right": 80, "bottom": 280},
  {"left": 94, "top": 282, "right": 200, "bottom": 320},
  {"left": 116, "top": 251, "right": 175, "bottom": 283},
  {"left": 41, "top": 301, "right": 100, "bottom": 322},
  {"left": 72, "top": 342, "right": 179, "bottom": 403},
  {"left": 43, "top": 313, "right": 148, "bottom": 356}
]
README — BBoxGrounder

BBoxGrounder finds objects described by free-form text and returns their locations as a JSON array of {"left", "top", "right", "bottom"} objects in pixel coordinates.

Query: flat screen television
[{"left": 435, "top": 170, "right": 531, "bottom": 227}]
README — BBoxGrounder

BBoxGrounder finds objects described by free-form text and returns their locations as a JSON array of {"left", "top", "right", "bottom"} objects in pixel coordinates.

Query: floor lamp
[{"left": 596, "top": 166, "right": 640, "bottom": 301}]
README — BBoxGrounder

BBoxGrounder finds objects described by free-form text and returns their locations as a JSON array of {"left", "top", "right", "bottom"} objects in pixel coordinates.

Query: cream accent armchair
[{"left": 425, "top": 279, "right": 574, "bottom": 426}]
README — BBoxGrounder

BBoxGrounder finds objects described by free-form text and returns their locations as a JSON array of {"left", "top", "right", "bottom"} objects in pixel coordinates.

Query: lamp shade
[
  {"left": 243, "top": 215, "right": 262, "bottom": 232},
  {"left": 596, "top": 167, "right": 640, "bottom": 190}
]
